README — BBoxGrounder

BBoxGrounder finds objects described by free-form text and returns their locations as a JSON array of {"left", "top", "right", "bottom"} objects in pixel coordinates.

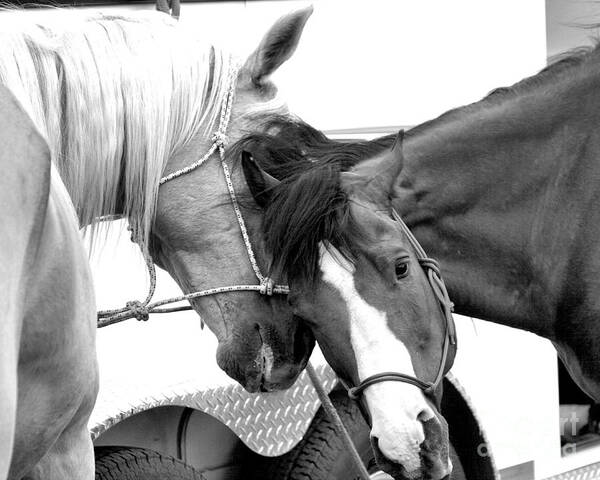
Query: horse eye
[{"left": 395, "top": 259, "right": 410, "bottom": 279}]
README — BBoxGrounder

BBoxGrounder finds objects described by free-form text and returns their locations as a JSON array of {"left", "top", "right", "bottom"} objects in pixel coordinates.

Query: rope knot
[
  {"left": 212, "top": 131, "right": 228, "bottom": 149},
  {"left": 127, "top": 222, "right": 141, "bottom": 244},
  {"left": 126, "top": 300, "right": 150, "bottom": 322},
  {"left": 259, "top": 277, "right": 275, "bottom": 296}
]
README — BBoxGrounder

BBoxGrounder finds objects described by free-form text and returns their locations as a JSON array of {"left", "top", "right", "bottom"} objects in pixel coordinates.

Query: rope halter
[{"left": 97, "top": 61, "right": 289, "bottom": 328}]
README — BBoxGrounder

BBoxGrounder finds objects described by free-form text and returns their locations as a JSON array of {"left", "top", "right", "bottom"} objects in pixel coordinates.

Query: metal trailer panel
[{"left": 544, "top": 465, "right": 600, "bottom": 480}]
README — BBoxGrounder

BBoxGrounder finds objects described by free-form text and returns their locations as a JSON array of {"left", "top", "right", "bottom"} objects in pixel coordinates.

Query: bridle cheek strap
[{"left": 344, "top": 208, "right": 457, "bottom": 407}]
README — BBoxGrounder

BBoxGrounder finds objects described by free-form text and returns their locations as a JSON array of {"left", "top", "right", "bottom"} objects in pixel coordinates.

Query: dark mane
[
  {"left": 229, "top": 116, "right": 391, "bottom": 282},
  {"left": 484, "top": 45, "right": 593, "bottom": 101},
  {"left": 230, "top": 115, "right": 395, "bottom": 180},
  {"left": 261, "top": 162, "right": 363, "bottom": 283}
]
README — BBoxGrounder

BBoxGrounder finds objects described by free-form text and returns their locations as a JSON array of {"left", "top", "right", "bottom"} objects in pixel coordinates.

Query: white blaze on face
[{"left": 318, "top": 244, "right": 436, "bottom": 474}]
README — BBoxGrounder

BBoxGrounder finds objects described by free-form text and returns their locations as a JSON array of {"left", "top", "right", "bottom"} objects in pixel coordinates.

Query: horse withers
[
  {"left": 240, "top": 134, "right": 456, "bottom": 480},
  {"left": 0, "top": 7, "right": 316, "bottom": 394},
  {"left": 0, "top": 86, "right": 98, "bottom": 479}
]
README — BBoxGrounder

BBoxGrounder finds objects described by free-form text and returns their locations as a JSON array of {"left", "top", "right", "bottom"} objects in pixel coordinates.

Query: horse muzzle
[
  {"left": 215, "top": 319, "right": 314, "bottom": 393},
  {"left": 370, "top": 402, "right": 451, "bottom": 480}
]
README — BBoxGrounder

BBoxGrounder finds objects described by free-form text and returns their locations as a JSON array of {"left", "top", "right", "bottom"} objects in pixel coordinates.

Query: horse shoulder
[
  {"left": 0, "top": 85, "right": 53, "bottom": 479},
  {"left": 0, "top": 85, "right": 51, "bottom": 327}
]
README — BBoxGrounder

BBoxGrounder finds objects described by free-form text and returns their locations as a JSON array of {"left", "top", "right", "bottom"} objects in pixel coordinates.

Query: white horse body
[{"left": 0, "top": 85, "right": 97, "bottom": 479}]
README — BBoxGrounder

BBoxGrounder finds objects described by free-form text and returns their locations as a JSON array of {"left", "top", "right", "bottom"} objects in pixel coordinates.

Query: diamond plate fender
[
  {"left": 90, "top": 315, "right": 337, "bottom": 456},
  {"left": 543, "top": 464, "right": 600, "bottom": 480},
  {"left": 91, "top": 316, "right": 499, "bottom": 463}
]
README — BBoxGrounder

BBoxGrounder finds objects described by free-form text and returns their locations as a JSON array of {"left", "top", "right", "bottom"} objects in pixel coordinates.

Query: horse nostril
[
  {"left": 293, "top": 322, "right": 315, "bottom": 362},
  {"left": 254, "top": 323, "right": 265, "bottom": 348},
  {"left": 417, "top": 406, "right": 435, "bottom": 423}
]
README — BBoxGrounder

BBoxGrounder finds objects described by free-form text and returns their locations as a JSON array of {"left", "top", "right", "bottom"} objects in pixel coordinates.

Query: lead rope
[
  {"left": 97, "top": 62, "right": 288, "bottom": 328},
  {"left": 307, "top": 364, "right": 371, "bottom": 480}
]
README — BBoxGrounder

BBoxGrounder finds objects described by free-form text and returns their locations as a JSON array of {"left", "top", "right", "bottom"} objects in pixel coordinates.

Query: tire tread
[
  {"left": 95, "top": 447, "right": 206, "bottom": 480},
  {"left": 254, "top": 391, "right": 368, "bottom": 480}
]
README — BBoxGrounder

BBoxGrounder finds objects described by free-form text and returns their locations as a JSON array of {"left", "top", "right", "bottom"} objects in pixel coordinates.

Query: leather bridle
[{"left": 343, "top": 207, "right": 457, "bottom": 407}]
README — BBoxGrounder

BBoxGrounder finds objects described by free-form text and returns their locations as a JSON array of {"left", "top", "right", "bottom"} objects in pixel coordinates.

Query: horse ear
[
  {"left": 371, "top": 129, "right": 405, "bottom": 189},
  {"left": 243, "top": 6, "right": 313, "bottom": 86},
  {"left": 241, "top": 151, "right": 280, "bottom": 208},
  {"left": 341, "top": 130, "right": 405, "bottom": 206},
  {"left": 391, "top": 129, "right": 405, "bottom": 156}
]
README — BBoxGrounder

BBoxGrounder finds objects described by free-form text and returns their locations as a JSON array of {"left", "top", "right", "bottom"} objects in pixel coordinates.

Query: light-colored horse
[
  {"left": 0, "top": 7, "right": 315, "bottom": 480},
  {"left": 0, "top": 85, "right": 97, "bottom": 479},
  {"left": 0, "top": 6, "right": 315, "bottom": 391}
]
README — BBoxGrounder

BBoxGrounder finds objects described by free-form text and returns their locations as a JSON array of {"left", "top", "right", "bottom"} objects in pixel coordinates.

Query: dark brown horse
[
  {"left": 240, "top": 139, "right": 455, "bottom": 480},
  {"left": 235, "top": 43, "right": 600, "bottom": 402},
  {"left": 390, "top": 46, "right": 600, "bottom": 401}
]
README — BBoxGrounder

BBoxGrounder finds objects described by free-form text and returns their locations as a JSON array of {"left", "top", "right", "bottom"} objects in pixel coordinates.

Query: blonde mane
[{"left": 0, "top": 9, "right": 236, "bottom": 248}]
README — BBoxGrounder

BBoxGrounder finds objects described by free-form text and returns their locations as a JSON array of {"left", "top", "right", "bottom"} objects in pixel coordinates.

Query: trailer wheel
[
  {"left": 255, "top": 390, "right": 465, "bottom": 480},
  {"left": 95, "top": 447, "right": 206, "bottom": 480}
]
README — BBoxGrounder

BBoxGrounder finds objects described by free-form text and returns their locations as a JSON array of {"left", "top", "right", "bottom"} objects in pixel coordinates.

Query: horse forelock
[
  {"left": 228, "top": 116, "right": 395, "bottom": 283},
  {"left": 0, "top": 9, "right": 236, "bottom": 251},
  {"left": 262, "top": 162, "right": 364, "bottom": 284},
  {"left": 230, "top": 115, "right": 396, "bottom": 180}
]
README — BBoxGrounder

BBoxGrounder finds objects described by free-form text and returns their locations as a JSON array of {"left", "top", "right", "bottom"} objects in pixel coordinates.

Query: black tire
[
  {"left": 254, "top": 390, "right": 466, "bottom": 480},
  {"left": 95, "top": 447, "right": 206, "bottom": 480}
]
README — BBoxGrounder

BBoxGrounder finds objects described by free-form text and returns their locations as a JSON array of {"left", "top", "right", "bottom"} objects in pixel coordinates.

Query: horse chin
[
  {"left": 371, "top": 437, "right": 420, "bottom": 480},
  {"left": 214, "top": 329, "right": 264, "bottom": 393},
  {"left": 259, "top": 322, "right": 314, "bottom": 392}
]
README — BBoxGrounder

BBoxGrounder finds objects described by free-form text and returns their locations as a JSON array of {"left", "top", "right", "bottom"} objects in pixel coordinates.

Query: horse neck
[
  {"left": 393, "top": 61, "right": 600, "bottom": 337},
  {"left": 0, "top": 13, "right": 229, "bottom": 246}
]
